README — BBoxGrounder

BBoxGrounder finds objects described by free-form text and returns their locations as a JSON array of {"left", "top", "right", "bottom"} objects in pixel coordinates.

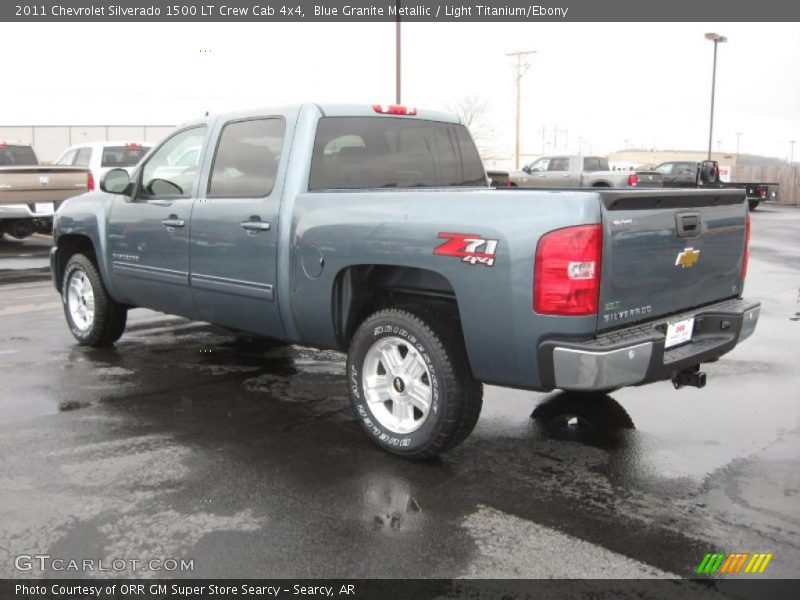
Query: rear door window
[
  {"left": 547, "top": 157, "right": 570, "bottom": 172},
  {"left": 583, "top": 157, "right": 609, "bottom": 172},
  {"left": 208, "top": 117, "right": 285, "bottom": 197},
  {"left": 309, "top": 117, "right": 486, "bottom": 190},
  {"left": 654, "top": 163, "right": 673, "bottom": 175}
]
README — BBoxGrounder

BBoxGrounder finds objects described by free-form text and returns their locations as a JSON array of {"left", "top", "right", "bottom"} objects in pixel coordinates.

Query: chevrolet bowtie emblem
[{"left": 675, "top": 247, "right": 701, "bottom": 268}]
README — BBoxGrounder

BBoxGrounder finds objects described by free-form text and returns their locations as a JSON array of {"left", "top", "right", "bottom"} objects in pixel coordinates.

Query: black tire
[
  {"left": 748, "top": 200, "right": 759, "bottom": 211},
  {"left": 62, "top": 253, "right": 127, "bottom": 346},
  {"left": 346, "top": 306, "right": 483, "bottom": 459}
]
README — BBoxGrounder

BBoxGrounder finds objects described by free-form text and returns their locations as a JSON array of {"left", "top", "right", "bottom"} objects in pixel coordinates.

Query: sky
[{"left": 2, "top": 21, "right": 799, "bottom": 164}]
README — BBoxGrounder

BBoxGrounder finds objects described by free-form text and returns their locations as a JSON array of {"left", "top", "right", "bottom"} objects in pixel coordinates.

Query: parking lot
[{"left": 0, "top": 205, "right": 798, "bottom": 580}]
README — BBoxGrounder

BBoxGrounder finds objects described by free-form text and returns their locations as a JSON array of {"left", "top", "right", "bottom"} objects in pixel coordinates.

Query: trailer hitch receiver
[{"left": 672, "top": 365, "right": 706, "bottom": 389}]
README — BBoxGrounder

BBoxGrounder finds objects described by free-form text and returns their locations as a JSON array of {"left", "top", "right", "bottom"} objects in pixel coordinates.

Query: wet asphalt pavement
[{"left": 0, "top": 207, "right": 798, "bottom": 582}]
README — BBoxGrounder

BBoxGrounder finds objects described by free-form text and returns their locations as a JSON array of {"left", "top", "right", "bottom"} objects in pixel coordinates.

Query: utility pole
[
  {"left": 506, "top": 50, "right": 536, "bottom": 169},
  {"left": 395, "top": 1, "right": 401, "bottom": 104},
  {"left": 791, "top": 140, "right": 797, "bottom": 206}
]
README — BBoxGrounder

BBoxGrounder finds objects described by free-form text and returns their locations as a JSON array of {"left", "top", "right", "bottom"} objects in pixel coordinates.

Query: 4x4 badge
[
  {"left": 434, "top": 233, "right": 499, "bottom": 267},
  {"left": 675, "top": 247, "right": 700, "bottom": 268}
]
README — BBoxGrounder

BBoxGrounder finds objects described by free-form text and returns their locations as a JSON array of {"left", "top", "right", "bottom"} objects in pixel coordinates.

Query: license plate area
[
  {"left": 34, "top": 202, "right": 54, "bottom": 214},
  {"left": 665, "top": 317, "right": 695, "bottom": 349}
]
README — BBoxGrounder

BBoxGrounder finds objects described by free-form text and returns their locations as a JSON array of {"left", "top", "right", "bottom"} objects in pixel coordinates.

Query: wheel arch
[
  {"left": 54, "top": 234, "right": 97, "bottom": 293},
  {"left": 331, "top": 264, "right": 462, "bottom": 350}
]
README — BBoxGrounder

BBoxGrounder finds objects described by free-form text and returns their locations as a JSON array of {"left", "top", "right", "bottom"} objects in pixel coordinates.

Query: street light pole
[
  {"left": 705, "top": 33, "right": 727, "bottom": 160},
  {"left": 506, "top": 50, "right": 536, "bottom": 170}
]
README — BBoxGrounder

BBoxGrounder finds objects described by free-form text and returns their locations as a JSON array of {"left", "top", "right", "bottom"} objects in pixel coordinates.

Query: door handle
[
  {"left": 241, "top": 219, "right": 271, "bottom": 232},
  {"left": 538, "top": 173, "right": 546, "bottom": 178},
  {"left": 562, "top": 174, "right": 570, "bottom": 177},
  {"left": 161, "top": 216, "right": 185, "bottom": 228}
]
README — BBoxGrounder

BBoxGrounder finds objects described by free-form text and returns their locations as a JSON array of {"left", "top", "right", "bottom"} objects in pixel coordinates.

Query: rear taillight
[
  {"left": 627, "top": 173, "right": 638, "bottom": 187},
  {"left": 372, "top": 104, "right": 418, "bottom": 116},
  {"left": 87, "top": 171, "right": 95, "bottom": 191},
  {"left": 741, "top": 212, "right": 751, "bottom": 280},
  {"left": 534, "top": 224, "right": 603, "bottom": 316}
]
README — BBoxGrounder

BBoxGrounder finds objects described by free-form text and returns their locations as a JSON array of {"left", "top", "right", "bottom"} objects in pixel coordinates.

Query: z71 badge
[{"left": 434, "top": 233, "right": 499, "bottom": 267}]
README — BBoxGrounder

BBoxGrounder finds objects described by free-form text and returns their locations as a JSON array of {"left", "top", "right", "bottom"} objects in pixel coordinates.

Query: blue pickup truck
[{"left": 50, "top": 103, "right": 760, "bottom": 458}]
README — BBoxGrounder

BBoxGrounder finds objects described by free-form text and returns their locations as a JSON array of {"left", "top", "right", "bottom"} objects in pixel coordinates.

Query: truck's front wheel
[
  {"left": 62, "top": 254, "right": 127, "bottom": 346},
  {"left": 346, "top": 307, "right": 483, "bottom": 459}
]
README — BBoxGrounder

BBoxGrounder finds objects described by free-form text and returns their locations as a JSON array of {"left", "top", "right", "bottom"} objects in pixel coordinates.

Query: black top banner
[{"left": 4, "top": 0, "right": 800, "bottom": 22}]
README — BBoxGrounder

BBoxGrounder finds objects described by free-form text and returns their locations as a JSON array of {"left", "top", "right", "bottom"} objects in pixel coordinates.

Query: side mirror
[
  {"left": 522, "top": 165, "right": 531, "bottom": 174},
  {"left": 100, "top": 168, "right": 132, "bottom": 194}
]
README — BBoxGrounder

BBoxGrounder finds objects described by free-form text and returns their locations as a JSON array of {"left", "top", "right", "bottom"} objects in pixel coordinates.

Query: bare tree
[{"left": 447, "top": 96, "right": 500, "bottom": 160}]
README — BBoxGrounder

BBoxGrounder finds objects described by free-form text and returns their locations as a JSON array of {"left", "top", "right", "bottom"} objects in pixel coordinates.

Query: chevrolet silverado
[{"left": 49, "top": 104, "right": 760, "bottom": 458}]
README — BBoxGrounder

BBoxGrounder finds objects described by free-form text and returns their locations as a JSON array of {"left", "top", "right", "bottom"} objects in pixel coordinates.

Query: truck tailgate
[
  {"left": 0, "top": 166, "right": 89, "bottom": 204},
  {"left": 598, "top": 189, "right": 747, "bottom": 332}
]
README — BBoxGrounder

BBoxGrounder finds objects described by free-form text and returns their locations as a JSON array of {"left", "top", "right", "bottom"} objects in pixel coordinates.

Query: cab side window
[
  {"left": 548, "top": 157, "right": 570, "bottom": 172},
  {"left": 208, "top": 118, "right": 285, "bottom": 197},
  {"left": 139, "top": 127, "right": 207, "bottom": 199}
]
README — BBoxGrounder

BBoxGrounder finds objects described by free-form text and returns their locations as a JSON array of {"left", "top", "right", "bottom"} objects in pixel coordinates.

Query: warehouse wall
[{"left": 0, "top": 125, "right": 175, "bottom": 163}]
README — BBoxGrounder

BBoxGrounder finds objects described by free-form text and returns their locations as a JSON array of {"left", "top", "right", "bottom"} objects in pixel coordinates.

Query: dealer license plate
[
  {"left": 34, "top": 202, "right": 54, "bottom": 214},
  {"left": 665, "top": 317, "right": 694, "bottom": 349}
]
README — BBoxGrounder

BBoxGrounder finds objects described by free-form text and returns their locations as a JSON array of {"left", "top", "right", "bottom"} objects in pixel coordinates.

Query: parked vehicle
[
  {"left": 0, "top": 142, "right": 90, "bottom": 239},
  {"left": 486, "top": 170, "right": 511, "bottom": 187},
  {"left": 50, "top": 104, "right": 759, "bottom": 458},
  {"left": 55, "top": 141, "right": 153, "bottom": 191},
  {"left": 653, "top": 160, "right": 778, "bottom": 211},
  {"left": 509, "top": 155, "right": 662, "bottom": 188}
]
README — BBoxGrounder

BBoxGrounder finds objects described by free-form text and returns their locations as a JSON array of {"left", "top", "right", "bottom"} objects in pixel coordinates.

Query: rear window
[
  {"left": 102, "top": 145, "right": 151, "bottom": 168},
  {"left": 0, "top": 145, "right": 38, "bottom": 166},
  {"left": 308, "top": 117, "right": 486, "bottom": 190}
]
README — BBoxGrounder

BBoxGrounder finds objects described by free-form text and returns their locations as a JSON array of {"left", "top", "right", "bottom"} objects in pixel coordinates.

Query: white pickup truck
[{"left": 507, "top": 155, "right": 662, "bottom": 188}]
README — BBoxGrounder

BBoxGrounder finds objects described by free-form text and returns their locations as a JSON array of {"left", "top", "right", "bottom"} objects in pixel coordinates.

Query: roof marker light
[{"left": 372, "top": 104, "right": 418, "bottom": 116}]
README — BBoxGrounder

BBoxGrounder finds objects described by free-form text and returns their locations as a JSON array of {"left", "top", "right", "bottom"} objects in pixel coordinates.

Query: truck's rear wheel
[
  {"left": 62, "top": 253, "right": 127, "bottom": 346},
  {"left": 748, "top": 200, "right": 759, "bottom": 211},
  {"left": 346, "top": 306, "right": 483, "bottom": 459}
]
